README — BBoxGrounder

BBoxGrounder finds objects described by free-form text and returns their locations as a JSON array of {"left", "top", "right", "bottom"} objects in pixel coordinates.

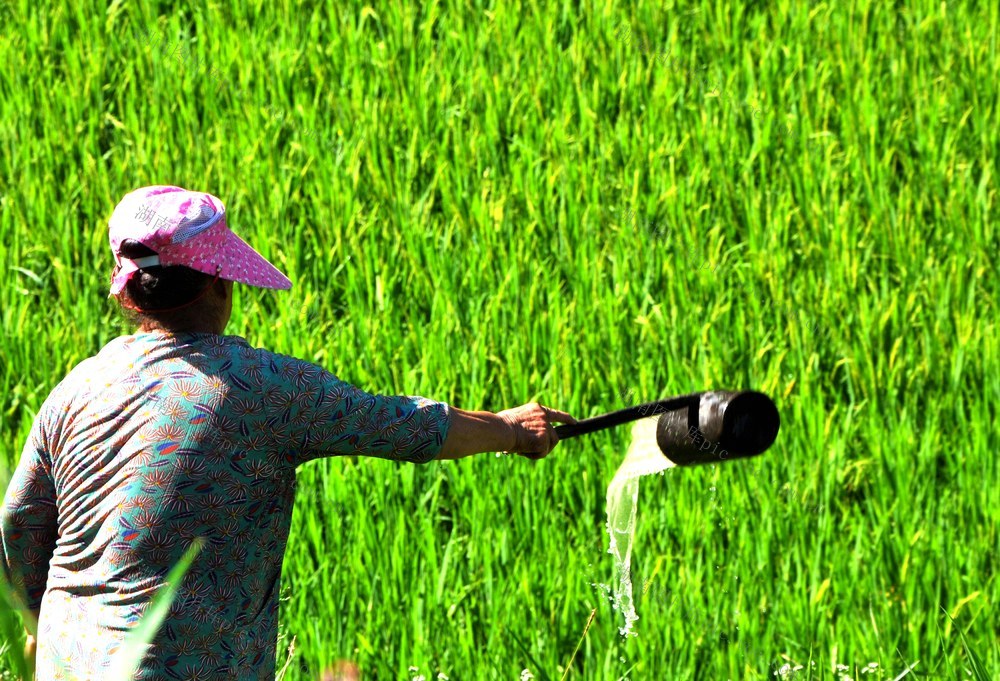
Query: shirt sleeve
[
  {"left": 1, "top": 412, "right": 59, "bottom": 614},
  {"left": 258, "top": 351, "right": 452, "bottom": 466}
]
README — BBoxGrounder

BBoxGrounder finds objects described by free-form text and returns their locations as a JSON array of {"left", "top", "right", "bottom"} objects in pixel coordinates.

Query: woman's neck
[{"left": 137, "top": 320, "right": 225, "bottom": 335}]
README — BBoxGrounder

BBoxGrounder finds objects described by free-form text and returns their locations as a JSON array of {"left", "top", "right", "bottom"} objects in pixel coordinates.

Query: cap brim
[{"left": 217, "top": 230, "right": 292, "bottom": 290}]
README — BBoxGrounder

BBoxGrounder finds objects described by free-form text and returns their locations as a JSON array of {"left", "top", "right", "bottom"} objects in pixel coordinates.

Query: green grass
[{"left": 1, "top": 0, "right": 997, "bottom": 678}]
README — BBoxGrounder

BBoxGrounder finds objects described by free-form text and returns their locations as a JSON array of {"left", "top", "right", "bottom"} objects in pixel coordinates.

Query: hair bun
[
  {"left": 117, "top": 238, "right": 217, "bottom": 316},
  {"left": 138, "top": 270, "right": 160, "bottom": 292}
]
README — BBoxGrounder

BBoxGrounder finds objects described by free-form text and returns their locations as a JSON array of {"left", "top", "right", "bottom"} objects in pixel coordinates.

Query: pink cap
[{"left": 108, "top": 185, "right": 292, "bottom": 295}]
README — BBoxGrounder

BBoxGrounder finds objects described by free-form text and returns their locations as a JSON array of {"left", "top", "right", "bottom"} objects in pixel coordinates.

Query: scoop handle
[{"left": 553, "top": 393, "right": 702, "bottom": 439}]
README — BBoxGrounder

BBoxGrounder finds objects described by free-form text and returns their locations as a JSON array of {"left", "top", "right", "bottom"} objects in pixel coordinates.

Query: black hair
[{"left": 116, "top": 239, "right": 223, "bottom": 327}]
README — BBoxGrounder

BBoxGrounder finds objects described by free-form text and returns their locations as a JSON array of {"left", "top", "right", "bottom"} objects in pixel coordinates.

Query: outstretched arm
[
  {"left": 436, "top": 402, "right": 576, "bottom": 460},
  {"left": 259, "top": 350, "right": 577, "bottom": 465}
]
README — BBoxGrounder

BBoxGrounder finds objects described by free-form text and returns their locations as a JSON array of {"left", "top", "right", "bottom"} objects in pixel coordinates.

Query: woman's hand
[
  {"left": 435, "top": 403, "right": 577, "bottom": 460},
  {"left": 25, "top": 630, "right": 36, "bottom": 678},
  {"left": 497, "top": 402, "right": 577, "bottom": 459}
]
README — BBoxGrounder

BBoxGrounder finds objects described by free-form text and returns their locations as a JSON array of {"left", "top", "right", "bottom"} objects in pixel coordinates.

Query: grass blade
[
  {"left": 106, "top": 537, "right": 204, "bottom": 680},
  {"left": 0, "top": 579, "right": 32, "bottom": 681}
]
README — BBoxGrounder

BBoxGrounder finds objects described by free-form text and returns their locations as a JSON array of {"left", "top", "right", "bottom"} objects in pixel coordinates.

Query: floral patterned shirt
[{"left": 1, "top": 331, "right": 452, "bottom": 680}]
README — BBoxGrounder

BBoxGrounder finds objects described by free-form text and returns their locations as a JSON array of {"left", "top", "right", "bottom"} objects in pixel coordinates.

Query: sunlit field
[{"left": 1, "top": 1, "right": 997, "bottom": 678}]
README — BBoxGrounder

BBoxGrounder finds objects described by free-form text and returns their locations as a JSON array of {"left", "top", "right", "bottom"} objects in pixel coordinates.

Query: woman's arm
[
  {"left": 2, "top": 419, "right": 57, "bottom": 656},
  {"left": 436, "top": 402, "right": 576, "bottom": 460},
  {"left": 259, "top": 351, "right": 577, "bottom": 465}
]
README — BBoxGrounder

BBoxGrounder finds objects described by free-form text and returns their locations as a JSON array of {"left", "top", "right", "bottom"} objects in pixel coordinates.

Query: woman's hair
[{"left": 116, "top": 239, "right": 224, "bottom": 329}]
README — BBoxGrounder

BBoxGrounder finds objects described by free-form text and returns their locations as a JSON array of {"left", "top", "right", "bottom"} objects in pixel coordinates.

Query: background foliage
[{"left": 1, "top": 0, "right": 997, "bottom": 678}]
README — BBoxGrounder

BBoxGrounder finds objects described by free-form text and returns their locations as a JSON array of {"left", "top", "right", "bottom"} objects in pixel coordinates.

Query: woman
[{"left": 1, "top": 185, "right": 576, "bottom": 680}]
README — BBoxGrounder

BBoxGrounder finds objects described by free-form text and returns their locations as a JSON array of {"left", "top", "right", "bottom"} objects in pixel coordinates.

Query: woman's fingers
[
  {"left": 542, "top": 406, "right": 577, "bottom": 425},
  {"left": 497, "top": 402, "right": 577, "bottom": 458},
  {"left": 527, "top": 404, "right": 557, "bottom": 457}
]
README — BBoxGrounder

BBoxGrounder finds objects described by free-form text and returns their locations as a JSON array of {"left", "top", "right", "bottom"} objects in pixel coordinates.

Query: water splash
[{"left": 604, "top": 416, "right": 675, "bottom": 637}]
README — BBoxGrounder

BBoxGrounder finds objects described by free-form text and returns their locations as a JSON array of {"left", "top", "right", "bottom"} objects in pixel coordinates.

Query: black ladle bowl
[{"left": 553, "top": 390, "right": 780, "bottom": 466}]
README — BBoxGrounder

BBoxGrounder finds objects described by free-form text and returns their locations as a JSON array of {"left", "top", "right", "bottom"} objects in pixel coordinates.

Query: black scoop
[{"left": 554, "top": 390, "right": 780, "bottom": 466}]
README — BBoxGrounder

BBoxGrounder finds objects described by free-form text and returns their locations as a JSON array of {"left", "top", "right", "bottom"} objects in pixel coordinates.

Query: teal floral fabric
[{"left": 1, "top": 331, "right": 451, "bottom": 680}]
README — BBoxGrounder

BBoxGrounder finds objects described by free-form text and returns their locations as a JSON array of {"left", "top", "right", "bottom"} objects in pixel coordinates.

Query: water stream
[{"left": 604, "top": 416, "right": 675, "bottom": 637}]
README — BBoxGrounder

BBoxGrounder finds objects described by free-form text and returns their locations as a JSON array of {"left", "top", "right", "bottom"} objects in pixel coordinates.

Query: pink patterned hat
[{"left": 108, "top": 185, "right": 291, "bottom": 295}]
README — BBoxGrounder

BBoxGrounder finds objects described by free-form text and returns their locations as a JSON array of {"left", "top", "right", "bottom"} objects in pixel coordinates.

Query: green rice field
[{"left": 1, "top": 0, "right": 997, "bottom": 678}]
